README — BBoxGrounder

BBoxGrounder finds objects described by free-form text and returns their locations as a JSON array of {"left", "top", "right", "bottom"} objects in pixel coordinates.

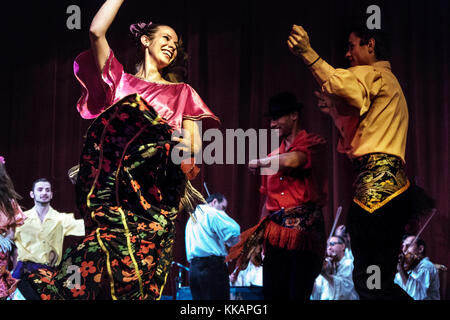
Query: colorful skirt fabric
[
  {"left": 23, "top": 94, "right": 186, "bottom": 300},
  {"left": 0, "top": 254, "right": 18, "bottom": 299},
  {"left": 352, "top": 153, "right": 410, "bottom": 213}
]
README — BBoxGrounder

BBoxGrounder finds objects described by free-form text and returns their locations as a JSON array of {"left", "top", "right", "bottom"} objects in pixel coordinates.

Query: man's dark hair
[
  {"left": 206, "top": 193, "right": 226, "bottom": 204},
  {"left": 402, "top": 234, "right": 427, "bottom": 256},
  {"left": 349, "top": 25, "right": 391, "bottom": 61},
  {"left": 415, "top": 237, "right": 427, "bottom": 256},
  {"left": 32, "top": 178, "right": 51, "bottom": 192},
  {"left": 329, "top": 235, "right": 346, "bottom": 247}
]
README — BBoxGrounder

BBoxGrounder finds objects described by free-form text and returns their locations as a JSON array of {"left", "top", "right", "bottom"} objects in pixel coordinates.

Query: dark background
[{"left": 0, "top": 0, "right": 448, "bottom": 299}]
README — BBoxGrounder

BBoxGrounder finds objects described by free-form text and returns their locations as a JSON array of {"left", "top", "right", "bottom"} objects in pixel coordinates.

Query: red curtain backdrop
[{"left": 0, "top": 0, "right": 448, "bottom": 299}]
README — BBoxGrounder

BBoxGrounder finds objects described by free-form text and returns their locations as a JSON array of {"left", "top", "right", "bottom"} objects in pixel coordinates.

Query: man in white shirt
[
  {"left": 395, "top": 235, "right": 440, "bottom": 300},
  {"left": 335, "top": 225, "right": 354, "bottom": 262},
  {"left": 185, "top": 193, "right": 240, "bottom": 300},
  {"left": 311, "top": 235, "right": 359, "bottom": 300},
  {"left": 12, "top": 178, "right": 85, "bottom": 279}
]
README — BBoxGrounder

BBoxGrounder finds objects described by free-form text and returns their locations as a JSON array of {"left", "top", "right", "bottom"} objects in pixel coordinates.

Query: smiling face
[
  {"left": 270, "top": 112, "right": 298, "bottom": 139},
  {"left": 31, "top": 181, "right": 53, "bottom": 205},
  {"left": 144, "top": 25, "right": 179, "bottom": 70}
]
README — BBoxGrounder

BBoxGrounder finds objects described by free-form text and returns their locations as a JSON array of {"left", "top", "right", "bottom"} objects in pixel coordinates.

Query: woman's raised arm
[{"left": 89, "top": 0, "right": 125, "bottom": 74}]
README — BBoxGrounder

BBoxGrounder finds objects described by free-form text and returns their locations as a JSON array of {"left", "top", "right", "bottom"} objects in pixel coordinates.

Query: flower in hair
[
  {"left": 129, "top": 21, "right": 153, "bottom": 38},
  {"left": 0, "top": 156, "right": 5, "bottom": 164}
]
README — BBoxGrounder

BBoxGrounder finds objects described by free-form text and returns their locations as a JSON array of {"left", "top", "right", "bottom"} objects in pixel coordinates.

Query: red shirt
[{"left": 260, "top": 130, "right": 327, "bottom": 212}]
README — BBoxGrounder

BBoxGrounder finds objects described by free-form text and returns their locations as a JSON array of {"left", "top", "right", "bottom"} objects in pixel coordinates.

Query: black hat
[{"left": 264, "top": 92, "right": 303, "bottom": 120}]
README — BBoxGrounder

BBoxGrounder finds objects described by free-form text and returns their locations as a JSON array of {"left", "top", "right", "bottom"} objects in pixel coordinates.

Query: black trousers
[
  {"left": 263, "top": 244, "right": 322, "bottom": 300},
  {"left": 189, "top": 256, "right": 230, "bottom": 300},
  {"left": 346, "top": 190, "right": 412, "bottom": 300}
]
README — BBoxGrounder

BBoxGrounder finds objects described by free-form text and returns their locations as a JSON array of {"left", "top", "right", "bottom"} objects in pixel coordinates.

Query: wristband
[{"left": 307, "top": 56, "right": 321, "bottom": 68}]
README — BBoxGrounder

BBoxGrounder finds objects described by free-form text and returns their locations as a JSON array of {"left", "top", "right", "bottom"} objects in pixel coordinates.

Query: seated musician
[
  {"left": 310, "top": 235, "right": 359, "bottom": 300},
  {"left": 395, "top": 235, "right": 440, "bottom": 300}
]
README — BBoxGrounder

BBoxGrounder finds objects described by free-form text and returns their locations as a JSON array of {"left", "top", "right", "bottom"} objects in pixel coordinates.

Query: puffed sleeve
[
  {"left": 179, "top": 84, "right": 220, "bottom": 129},
  {"left": 0, "top": 200, "right": 25, "bottom": 232},
  {"left": 322, "top": 66, "right": 383, "bottom": 116},
  {"left": 11, "top": 199, "right": 26, "bottom": 227},
  {"left": 62, "top": 213, "right": 85, "bottom": 237},
  {"left": 74, "top": 49, "right": 124, "bottom": 119},
  {"left": 0, "top": 209, "right": 9, "bottom": 234},
  {"left": 289, "top": 132, "right": 326, "bottom": 170}
]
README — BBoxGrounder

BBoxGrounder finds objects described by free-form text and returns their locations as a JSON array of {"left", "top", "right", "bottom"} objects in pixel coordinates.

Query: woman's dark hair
[
  {"left": 0, "top": 162, "right": 22, "bottom": 220},
  {"left": 130, "top": 22, "right": 188, "bottom": 83},
  {"left": 349, "top": 25, "right": 391, "bottom": 61}
]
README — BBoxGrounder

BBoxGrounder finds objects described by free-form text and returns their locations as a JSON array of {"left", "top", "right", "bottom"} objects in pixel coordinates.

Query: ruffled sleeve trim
[
  {"left": 74, "top": 49, "right": 124, "bottom": 119},
  {"left": 180, "top": 84, "right": 220, "bottom": 129}
]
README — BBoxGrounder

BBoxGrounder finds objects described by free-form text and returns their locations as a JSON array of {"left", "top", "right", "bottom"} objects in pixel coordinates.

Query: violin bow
[
  {"left": 203, "top": 182, "right": 211, "bottom": 197},
  {"left": 412, "top": 208, "right": 437, "bottom": 244},
  {"left": 328, "top": 206, "right": 343, "bottom": 240}
]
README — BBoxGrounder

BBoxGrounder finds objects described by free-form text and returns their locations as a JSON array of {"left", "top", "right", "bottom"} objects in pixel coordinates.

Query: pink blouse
[{"left": 74, "top": 49, "right": 219, "bottom": 131}]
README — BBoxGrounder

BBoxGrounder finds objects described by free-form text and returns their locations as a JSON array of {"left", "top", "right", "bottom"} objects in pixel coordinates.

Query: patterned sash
[{"left": 352, "top": 153, "right": 410, "bottom": 213}]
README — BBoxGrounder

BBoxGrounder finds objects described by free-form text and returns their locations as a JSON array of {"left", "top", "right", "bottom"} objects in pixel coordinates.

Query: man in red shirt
[{"left": 228, "top": 92, "right": 327, "bottom": 300}]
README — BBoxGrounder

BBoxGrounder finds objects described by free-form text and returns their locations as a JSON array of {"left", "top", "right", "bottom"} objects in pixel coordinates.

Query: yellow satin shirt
[
  {"left": 321, "top": 61, "right": 409, "bottom": 163},
  {"left": 15, "top": 206, "right": 85, "bottom": 266}
]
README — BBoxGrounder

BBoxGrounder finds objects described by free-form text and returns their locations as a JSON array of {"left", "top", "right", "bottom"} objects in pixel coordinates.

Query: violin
[
  {"left": 398, "top": 208, "right": 437, "bottom": 273},
  {"left": 322, "top": 256, "right": 339, "bottom": 275},
  {"left": 399, "top": 252, "right": 421, "bottom": 272}
]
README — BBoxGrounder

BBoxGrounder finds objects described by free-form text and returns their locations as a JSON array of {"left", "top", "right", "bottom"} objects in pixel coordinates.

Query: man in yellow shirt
[
  {"left": 12, "top": 178, "right": 85, "bottom": 279},
  {"left": 287, "top": 25, "right": 416, "bottom": 299}
]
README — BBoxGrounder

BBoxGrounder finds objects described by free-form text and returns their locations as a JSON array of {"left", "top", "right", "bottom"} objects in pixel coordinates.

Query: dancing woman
[
  {"left": 19, "top": 0, "right": 218, "bottom": 300},
  {"left": 0, "top": 157, "right": 26, "bottom": 300}
]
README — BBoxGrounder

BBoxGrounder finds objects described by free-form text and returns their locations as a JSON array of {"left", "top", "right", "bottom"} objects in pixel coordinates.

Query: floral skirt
[{"left": 23, "top": 94, "right": 186, "bottom": 300}]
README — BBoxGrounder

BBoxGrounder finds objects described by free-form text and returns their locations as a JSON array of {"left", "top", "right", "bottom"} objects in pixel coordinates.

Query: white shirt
[
  {"left": 231, "top": 262, "right": 263, "bottom": 287},
  {"left": 344, "top": 247, "right": 354, "bottom": 262},
  {"left": 185, "top": 204, "right": 240, "bottom": 262},
  {"left": 310, "top": 257, "right": 359, "bottom": 300},
  {"left": 394, "top": 257, "right": 440, "bottom": 300}
]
